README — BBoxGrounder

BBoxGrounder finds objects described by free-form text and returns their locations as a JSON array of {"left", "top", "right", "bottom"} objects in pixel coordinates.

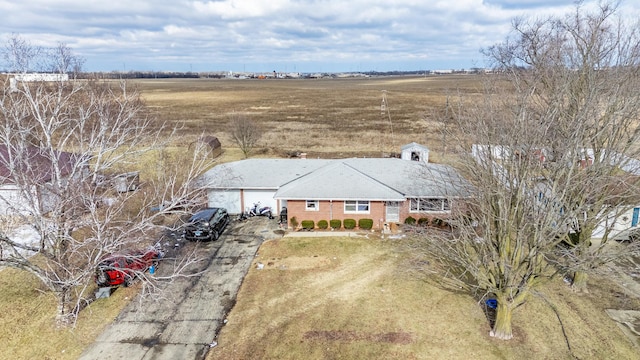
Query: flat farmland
[{"left": 134, "top": 75, "right": 482, "bottom": 160}]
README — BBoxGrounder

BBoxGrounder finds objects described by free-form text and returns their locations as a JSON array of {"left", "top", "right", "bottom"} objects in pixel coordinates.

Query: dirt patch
[
  {"left": 256, "top": 256, "right": 333, "bottom": 270},
  {"left": 303, "top": 330, "right": 412, "bottom": 344}
]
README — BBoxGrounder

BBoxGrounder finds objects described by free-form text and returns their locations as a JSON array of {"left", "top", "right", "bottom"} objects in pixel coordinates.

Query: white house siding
[
  {"left": 0, "top": 185, "right": 22, "bottom": 214},
  {"left": 208, "top": 189, "right": 242, "bottom": 214},
  {"left": 593, "top": 206, "right": 639, "bottom": 240},
  {"left": 0, "top": 185, "right": 38, "bottom": 215}
]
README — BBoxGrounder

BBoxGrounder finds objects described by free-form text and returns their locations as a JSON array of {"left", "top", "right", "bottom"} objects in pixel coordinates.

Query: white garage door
[
  {"left": 243, "top": 190, "right": 277, "bottom": 214},
  {"left": 208, "top": 189, "right": 241, "bottom": 214}
]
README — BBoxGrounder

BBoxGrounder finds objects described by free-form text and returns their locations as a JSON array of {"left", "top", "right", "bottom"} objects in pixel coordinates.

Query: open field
[
  {"left": 209, "top": 236, "right": 640, "bottom": 360},
  {"left": 135, "top": 75, "right": 483, "bottom": 161}
]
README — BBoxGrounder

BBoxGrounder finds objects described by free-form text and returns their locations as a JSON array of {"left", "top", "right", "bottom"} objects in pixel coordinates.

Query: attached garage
[
  {"left": 242, "top": 189, "right": 277, "bottom": 215},
  {"left": 208, "top": 189, "right": 241, "bottom": 214},
  {"left": 198, "top": 158, "right": 332, "bottom": 215},
  {"left": 207, "top": 188, "right": 279, "bottom": 215}
]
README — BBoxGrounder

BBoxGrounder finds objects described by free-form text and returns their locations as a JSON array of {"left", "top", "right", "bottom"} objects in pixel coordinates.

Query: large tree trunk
[
  {"left": 490, "top": 301, "right": 513, "bottom": 340},
  {"left": 571, "top": 271, "right": 589, "bottom": 293},
  {"left": 570, "top": 227, "right": 592, "bottom": 293},
  {"left": 55, "top": 287, "right": 73, "bottom": 327}
]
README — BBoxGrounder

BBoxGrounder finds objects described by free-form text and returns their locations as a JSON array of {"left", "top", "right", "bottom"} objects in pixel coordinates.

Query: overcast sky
[{"left": 1, "top": 0, "right": 639, "bottom": 73}]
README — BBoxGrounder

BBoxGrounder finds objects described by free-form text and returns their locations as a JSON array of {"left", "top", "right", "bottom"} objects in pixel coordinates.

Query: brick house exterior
[
  {"left": 286, "top": 199, "right": 458, "bottom": 230},
  {"left": 286, "top": 200, "right": 387, "bottom": 228}
]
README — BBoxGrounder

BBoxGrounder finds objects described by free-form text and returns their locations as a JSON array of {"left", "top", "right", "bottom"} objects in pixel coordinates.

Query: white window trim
[
  {"left": 409, "top": 198, "right": 450, "bottom": 213},
  {"left": 344, "top": 200, "right": 370, "bottom": 214},
  {"left": 305, "top": 200, "right": 319, "bottom": 211}
]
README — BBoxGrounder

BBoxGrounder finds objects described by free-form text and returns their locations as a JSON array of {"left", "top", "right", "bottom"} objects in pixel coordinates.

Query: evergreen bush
[
  {"left": 404, "top": 216, "right": 416, "bottom": 225},
  {"left": 358, "top": 218, "right": 374, "bottom": 230},
  {"left": 301, "top": 220, "right": 314, "bottom": 230},
  {"left": 343, "top": 218, "right": 356, "bottom": 229}
]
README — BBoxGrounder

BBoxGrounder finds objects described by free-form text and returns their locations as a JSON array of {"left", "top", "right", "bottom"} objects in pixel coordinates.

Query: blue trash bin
[{"left": 485, "top": 298, "right": 498, "bottom": 309}]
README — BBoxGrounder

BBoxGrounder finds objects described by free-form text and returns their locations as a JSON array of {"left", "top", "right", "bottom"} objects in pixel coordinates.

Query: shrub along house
[{"left": 198, "top": 143, "right": 470, "bottom": 230}]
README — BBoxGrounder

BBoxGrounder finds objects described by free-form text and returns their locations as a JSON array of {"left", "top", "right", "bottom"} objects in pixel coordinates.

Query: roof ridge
[
  {"left": 340, "top": 161, "right": 406, "bottom": 196},
  {"left": 274, "top": 160, "right": 405, "bottom": 200}
]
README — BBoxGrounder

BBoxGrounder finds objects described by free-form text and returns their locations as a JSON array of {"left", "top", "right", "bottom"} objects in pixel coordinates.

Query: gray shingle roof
[
  {"left": 275, "top": 162, "right": 405, "bottom": 201},
  {"left": 344, "top": 158, "right": 467, "bottom": 197},
  {"left": 199, "top": 158, "right": 333, "bottom": 189},
  {"left": 199, "top": 157, "right": 469, "bottom": 199}
]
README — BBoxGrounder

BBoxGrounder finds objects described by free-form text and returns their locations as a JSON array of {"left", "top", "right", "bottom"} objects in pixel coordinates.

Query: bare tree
[
  {"left": 2, "top": 34, "right": 40, "bottom": 72},
  {"left": 409, "top": 79, "right": 577, "bottom": 340},
  {"left": 410, "top": 1, "right": 640, "bottom": 340},
  {"left": 229, "top": 113, "right": 262, "bottom": 158},
  {"left": 485, "top": 1, "right": 640, "bottom": 292},
  {"left": 0, "top": 36, "right": 214, "bottom": 325}
]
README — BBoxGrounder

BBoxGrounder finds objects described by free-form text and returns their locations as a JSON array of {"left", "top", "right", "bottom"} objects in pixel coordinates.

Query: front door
[{"left": 385, "top": 201, "right": 400, "bottom": 223}]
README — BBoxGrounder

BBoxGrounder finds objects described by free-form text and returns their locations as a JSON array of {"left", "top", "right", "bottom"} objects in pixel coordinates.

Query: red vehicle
[{"left": 95, "top": 248, "right": 160, "bottom": 287}]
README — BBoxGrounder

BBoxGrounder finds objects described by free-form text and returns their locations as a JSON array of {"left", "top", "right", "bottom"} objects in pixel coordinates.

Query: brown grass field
[
  {"left": 135, "top": 75, "right": 482, "bottom": 161},
  {"left": 2, "top": 75, "right": 640, "bottom": 359}
]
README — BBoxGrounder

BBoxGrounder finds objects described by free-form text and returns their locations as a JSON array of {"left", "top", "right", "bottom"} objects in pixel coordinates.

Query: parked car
[
  {"left": 95, "top": 248, "right": 160, "bottom": 287},
  {"left": 183, "top": 207, "right": 230, "bottom": 241}
]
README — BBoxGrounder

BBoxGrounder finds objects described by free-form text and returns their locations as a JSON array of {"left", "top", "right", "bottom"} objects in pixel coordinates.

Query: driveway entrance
[{"left": 80, "top": 217, "right": 281, "bottom": 360}]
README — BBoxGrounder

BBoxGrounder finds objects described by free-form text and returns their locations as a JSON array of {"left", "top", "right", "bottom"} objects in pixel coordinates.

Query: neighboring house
[
  {"left": 0, "top": 145, "right": 86, "bottom": 215},
  {"left": 472, "top": 143, "right": 640, "bottom": 240},
  {"left": 198, "top": 143, "right": 470, "bottom": 229}
]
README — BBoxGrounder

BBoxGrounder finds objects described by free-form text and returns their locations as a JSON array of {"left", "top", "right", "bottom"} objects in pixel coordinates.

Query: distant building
[{"left": 8, "top": 73, "right": 69, "bottom": 91}]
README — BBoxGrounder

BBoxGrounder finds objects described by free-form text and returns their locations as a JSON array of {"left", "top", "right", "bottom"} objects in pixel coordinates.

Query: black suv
[{"left": 183, "top": 207, "right": 229, "bottom": 241}]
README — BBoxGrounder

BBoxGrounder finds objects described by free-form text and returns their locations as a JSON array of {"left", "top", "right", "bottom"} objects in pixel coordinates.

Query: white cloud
[{"left": 0, "top": 0, "right": 637, "bottom": 72}]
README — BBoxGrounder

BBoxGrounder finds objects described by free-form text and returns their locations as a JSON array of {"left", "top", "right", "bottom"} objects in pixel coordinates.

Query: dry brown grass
[
  {"left": 0, "top": 267, "right": 139, "bottom": 359},
  {"left": 209, "top": 236, "right": 640, "bottom": 360},
  {"left": 134, "top": 75, "right": 483, "bottom": 160}
]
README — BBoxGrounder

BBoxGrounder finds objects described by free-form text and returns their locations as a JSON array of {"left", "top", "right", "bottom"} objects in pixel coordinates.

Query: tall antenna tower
[
  {"left": 381, "top": 90, "right": 396, "bottom": 156},
  {"left": 442, "top": 96, "right": 449, "bottom": 156}
]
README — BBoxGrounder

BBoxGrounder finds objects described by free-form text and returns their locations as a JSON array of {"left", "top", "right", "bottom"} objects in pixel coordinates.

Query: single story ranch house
[{"left": 198, "top": 143, "right": 470, "bottom": 230}]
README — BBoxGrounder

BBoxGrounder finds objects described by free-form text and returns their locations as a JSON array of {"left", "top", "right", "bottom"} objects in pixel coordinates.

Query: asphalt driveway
[{"left": 80, "top": 217, "right": 282, "bottom": 360}]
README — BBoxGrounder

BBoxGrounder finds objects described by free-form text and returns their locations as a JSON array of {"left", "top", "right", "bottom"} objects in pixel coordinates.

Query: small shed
[
  {"left": 195, "top": 135, "right": 223, "bottom": 158},
  {"left": 401, "top": 142, "right": 429, "bottom": 162}
]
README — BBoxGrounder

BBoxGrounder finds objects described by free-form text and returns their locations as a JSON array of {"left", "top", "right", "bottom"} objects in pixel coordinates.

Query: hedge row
[
  {"left": 404, "top": 216, "right": 448, "bottom": 227},
  {"left": 294, "top": 218, "right": 375, "bottom": 230}
]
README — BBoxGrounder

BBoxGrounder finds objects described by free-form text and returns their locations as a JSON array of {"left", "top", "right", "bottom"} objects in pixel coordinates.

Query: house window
[
  {"left": 344, "top": 200, "right": 370, "bottom": 213},
  {"left": 306, "top": 200, "right": 319, "bottom": 211},
  {"left": 410, "top": 198, "right": 450, "bottom": 212}
]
